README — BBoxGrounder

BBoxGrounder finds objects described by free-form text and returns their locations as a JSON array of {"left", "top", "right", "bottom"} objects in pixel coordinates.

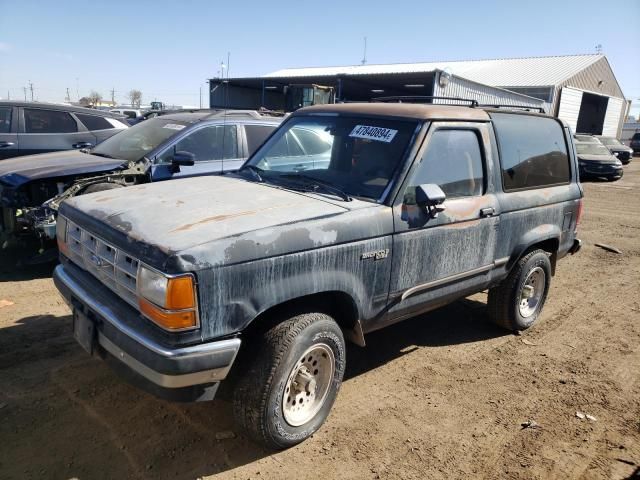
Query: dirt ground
[{"left": 1, "top": 163, "right": 639, "bottom": 480}]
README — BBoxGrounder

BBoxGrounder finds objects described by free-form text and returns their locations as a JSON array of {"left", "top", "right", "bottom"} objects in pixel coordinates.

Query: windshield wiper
[
  {"left": 278, "top": 173, "right": 352, "bottom": 202},
  {"left": 239, "top": 165, "right": 264, "bottom": 182}
]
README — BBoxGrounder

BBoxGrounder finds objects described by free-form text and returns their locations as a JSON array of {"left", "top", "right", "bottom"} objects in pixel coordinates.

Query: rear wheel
[
  {"left": 232, "top": 312, "right": 345, "bottom": 449},
  {"left": 487, "top": 249, "right": 551, "bottom": 331}
]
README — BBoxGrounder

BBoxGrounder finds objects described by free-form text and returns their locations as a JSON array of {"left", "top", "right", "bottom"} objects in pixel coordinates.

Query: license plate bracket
[{"left": 73, "top": 309, "right": 95, "bottom": 355}]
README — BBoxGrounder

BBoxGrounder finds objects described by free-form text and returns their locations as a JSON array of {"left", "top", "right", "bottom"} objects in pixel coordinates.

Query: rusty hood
[{"left": 60, "top": 175, "right": 365, "bottom": 266}]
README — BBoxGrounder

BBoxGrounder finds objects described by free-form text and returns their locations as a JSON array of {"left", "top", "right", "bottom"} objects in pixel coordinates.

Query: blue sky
[{"left": 1, "top": 0, "right": 639, "bottom": 116}]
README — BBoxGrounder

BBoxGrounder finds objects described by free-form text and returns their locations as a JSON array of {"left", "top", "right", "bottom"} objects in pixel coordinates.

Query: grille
[{"left": 65, "top": 219, "right": 140, "bottom": 308}]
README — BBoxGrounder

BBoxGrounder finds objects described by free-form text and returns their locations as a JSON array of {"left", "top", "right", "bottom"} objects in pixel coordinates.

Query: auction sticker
[
  {"left": 349, "top": 125, "right": 397, "bottom": 143},
  {"left": 162, "top": 123, "right": 186, "bottom": 130}
]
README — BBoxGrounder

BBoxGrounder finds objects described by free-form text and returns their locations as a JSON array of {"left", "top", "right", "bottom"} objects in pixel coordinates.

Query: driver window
[
  {"left": 405, "top": 129, "right": 484, "bottom": 203},
  {"left": 157, "top": 125, "right": 238, "bottom": 163}
]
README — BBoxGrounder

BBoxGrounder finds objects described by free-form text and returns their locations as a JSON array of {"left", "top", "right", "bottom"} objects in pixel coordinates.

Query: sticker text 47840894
[{"left": 349, "top": 125, "right": 398, "bottom": 143}]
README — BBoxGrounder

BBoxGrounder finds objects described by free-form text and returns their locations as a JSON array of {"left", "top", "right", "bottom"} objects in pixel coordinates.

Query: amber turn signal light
[{"left": 139, "top": 298, "right": 197, "bottom": 330}]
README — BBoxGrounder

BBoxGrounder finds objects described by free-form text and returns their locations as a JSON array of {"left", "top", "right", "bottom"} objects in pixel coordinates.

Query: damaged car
[
  {"left": 0, "top": 110, "right": 283, "bottom": 257},
  {"left": 53, "top": 101, "right": 583, "bottom": 449}
]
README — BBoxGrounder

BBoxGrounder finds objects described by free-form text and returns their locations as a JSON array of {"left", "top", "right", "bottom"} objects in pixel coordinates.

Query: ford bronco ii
[{"left": 53, "top": 102, "right": 583, "bottom": 449}]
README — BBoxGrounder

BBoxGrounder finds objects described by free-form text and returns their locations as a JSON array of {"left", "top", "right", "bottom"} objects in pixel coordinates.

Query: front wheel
[
  {"left": 232, "top": 312, "right": 346, "bottom": 449},
  {"left": 487, "top": 249, "right": 552, "bottom": 331}
]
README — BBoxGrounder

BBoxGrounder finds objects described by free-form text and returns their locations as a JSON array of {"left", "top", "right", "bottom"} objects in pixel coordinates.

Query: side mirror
[
  {"left": 416, "top": 184, "right": 446, "bottom": 218},
  {"left": 169, "top": 150, "right": 195, "bottom": 172}
]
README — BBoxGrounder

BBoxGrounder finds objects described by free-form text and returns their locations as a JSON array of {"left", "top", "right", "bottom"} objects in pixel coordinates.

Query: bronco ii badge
[{"left": 361, "top": 249, "right": 390, "bottom": 260}]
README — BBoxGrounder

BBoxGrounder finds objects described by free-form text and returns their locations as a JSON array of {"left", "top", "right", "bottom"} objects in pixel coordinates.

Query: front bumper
[
  {"left": 580, "top": 163, "right": 623, "bottom": 179},
  {"left": 53, "top": 260, "right": 241, "bottom": 402}
]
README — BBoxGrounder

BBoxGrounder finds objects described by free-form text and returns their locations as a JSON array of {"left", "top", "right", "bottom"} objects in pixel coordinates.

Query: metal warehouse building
[{"left": 210, "top": 54, "right": 628, "bottom": 137}]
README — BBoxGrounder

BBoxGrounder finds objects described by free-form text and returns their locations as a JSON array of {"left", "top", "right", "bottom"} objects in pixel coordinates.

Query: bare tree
[
  {"left": 128, "top": 89, "right": 142, "bottom": 108},
  {"left": 88, "top": 90, "right": 102, "bottom": 106}
]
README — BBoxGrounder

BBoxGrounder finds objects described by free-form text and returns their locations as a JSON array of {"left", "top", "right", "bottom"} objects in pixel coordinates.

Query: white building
[{"left": 211, "top": 54, "right": 627, "bottom": 137}]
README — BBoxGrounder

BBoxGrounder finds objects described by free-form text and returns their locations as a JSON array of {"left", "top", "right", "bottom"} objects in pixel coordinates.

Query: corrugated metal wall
[
  {"left": 602, "top": 97, "right": 624, "bottom": 136},
  {"left": 557, "top": 87, "right": 584, "bottom": 131},
  {"left": 433, "top": 74, "right": 545, "bottom": 109},
  {"left": 550, "top": 57, "right": 626, "bottom": 136}
]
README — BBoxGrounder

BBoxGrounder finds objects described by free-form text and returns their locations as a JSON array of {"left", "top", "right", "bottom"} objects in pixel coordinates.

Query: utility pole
[
  {"left": 28, "top": 81, "right": 34, "bottom": 101},
  {"left": 6, "top": 90, "right": 9, "bottom": 100},
  {"left": 199, "top": 85, "right": 202, "bottom": 109},
  {"left": 23, "top": 86, "right": 27, "bottom": 101},
  {"left": 65, "top": 88, "right": 71, "bottom": 103},
  {"left": 361, "top": 37, "right": 367, "bottom": 65},
  {"left": 110, "top": 88, "right": 115, "bottom": 106}
]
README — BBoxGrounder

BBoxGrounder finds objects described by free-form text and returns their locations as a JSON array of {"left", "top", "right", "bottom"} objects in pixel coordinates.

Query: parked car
[
  {"left": 53, "top": 102, "right": 582, "bottom": 449},
  {"left": 0, "top": 110, "right": 282, "bottom": 253},
  {"left": 128, "top": 108, "right": 203, "bottom": 126},
  {"left": 0, "top": 101, "right": 128, "bottom": 160},
  {"left": 575, "top": 139, "right": 623, "bottom": 181},
  {"left": 595, "top": 135, "right": 633, "bottom": 164},
  {"left": 109, "top": 108, "right": 145, "bottom": 125},
  {"left": 629, "top": 132, "right": 640, "bottom": 155}
]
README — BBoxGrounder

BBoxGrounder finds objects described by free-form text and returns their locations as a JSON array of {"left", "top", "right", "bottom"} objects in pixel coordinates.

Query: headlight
[
  {"left": 137, "top": 265, "right": 198, "bottom": 330},
  {"left": 56, "top": 216, "right": 68, "bottom": 254},
  {"left": 613, "top": 152, "right": 619, "bottom": 156}
]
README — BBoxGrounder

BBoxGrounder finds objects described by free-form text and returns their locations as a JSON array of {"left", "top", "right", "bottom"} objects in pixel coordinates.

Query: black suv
[
  {"left": 54, "top": 102, "right": 582, "bottom": 449},
  {"left": 0, "top": 101, "right": 128, "bottom": 159},
  {"left": 630, "top": 132, "right": 640, "bottom": 155}
]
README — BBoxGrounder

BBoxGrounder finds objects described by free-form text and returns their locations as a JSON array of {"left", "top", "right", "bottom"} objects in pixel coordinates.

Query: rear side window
[
  {"left": 492, "top": 113, "right": 570, "bottom": 191},
  {"left": 24, "top": 109, "right": 77, "bottom": 133},
  {"left": 408, "top": 129, "right": 484, "bottom": 198},
  {"left": 0, "top": 107, "right": 11, "bottom": 133},
  {"left": 245, "top": 124, "right": 276, "bottom": 155},
  {"left": 76, "top": 113, "right": 114, "bottom": 131}
]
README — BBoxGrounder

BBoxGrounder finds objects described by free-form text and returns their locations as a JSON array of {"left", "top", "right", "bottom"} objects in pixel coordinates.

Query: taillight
[{"left": 576, "top": 198, "right": 584, "bottom": 226}]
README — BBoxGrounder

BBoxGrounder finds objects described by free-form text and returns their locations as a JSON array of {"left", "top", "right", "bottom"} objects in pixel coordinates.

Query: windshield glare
[
  {"left": 91, "top": 118, "right": 188, "bottom": 162},
  {"left": 246, "top": 116, "right": 417, "bottom": 201},
  {"left": 576, "top": 143, "right": 611, "bottom": 155}
]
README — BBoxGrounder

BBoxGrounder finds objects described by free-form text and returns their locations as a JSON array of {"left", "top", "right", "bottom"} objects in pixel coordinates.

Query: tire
[
  {"left": 487, "top": 249, "right": 552, "bottom": 331},
  {"left": 82, "top": 182, "right": 124, "bottom": 194},
  {"left": 232, "top": 312, "right": 346, "bottom": 449}
]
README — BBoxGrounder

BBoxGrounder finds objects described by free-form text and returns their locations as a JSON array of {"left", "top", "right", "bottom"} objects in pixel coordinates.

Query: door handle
[
  {"left": 0, "top": 141, "right": 15, "bottom": 148},
  {"left": 480, "top": 207, "right": 495, "bottom": 217},
  {"left": 72, "top": 142, "right": 93, "bottom": 149}
]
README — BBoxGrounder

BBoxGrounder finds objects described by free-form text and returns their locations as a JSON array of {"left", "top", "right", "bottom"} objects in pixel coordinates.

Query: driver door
[
  {"left": 151, "top": 124, "right": 243, "bottom": 181},
  {"left": 386, "top": 122, "right": 500, "bottom": 322}
]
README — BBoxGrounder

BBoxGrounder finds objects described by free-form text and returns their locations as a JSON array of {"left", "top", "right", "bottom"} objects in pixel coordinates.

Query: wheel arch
[
  {"left": 241, "top": 290, "right": 365, "bottom": 347},
  {"left": 508, "top": 230, "right": 560, "bottom": 276}
]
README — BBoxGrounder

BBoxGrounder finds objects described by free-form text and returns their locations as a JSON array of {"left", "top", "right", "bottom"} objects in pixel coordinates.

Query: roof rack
[
  {"left": 205, "top": 109, "right": 286, "bottom": 119},
  {"left": 477, "top": 104, "right": 546, "bottom": 114},
  {"left": 371, "top": 96, "right": 479, "bottom": 107}
]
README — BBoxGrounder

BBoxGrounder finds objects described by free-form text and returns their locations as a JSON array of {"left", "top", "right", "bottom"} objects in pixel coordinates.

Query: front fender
[{"left": 194, "top": 237, "right": 393, "bottom": 340}]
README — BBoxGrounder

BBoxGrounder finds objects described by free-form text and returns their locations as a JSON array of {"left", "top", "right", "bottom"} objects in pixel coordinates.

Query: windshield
[
  {"left": 599, "top": 137, "right": 622, "bottom": 147},
  {"left": 90, "top": 118, "right": 188, "bottom": 162},
  {"left": 576, "top": 142, "right": 611, "bottom": 156},
  {"left": 575, "top": 135, "right": 599, "bottom": 143},
  {"left": 245, "top": 116, "right": 418, "bottom": 201}
]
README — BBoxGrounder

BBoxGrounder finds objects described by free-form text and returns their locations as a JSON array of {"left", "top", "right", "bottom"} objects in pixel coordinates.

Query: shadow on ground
[
  {"left": 0, "top": 298, "right": 507, "bottom": 480},
  {"left": 0, "top": 243, "right": 57, "bottom": 282}
]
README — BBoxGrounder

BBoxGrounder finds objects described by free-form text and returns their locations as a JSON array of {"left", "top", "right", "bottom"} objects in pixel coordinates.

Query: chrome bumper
[{"left": 54, "top": 261, "right": 241, "bottom": 394}]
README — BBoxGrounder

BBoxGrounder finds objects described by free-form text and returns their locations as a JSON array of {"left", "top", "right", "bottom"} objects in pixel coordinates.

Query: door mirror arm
[
  {"left": 416, "top": 184, "right": 446, "bottom": 218},
  {"left": 169, "top": 147, "right": 195, "bottom": 173}
]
